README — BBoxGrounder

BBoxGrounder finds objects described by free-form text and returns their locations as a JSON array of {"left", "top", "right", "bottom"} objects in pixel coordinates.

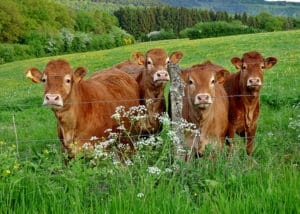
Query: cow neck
[
  {"left": 238, "top": 72, "right": 260, "bottom": 130},
  {"left": 52, "top": 84, "right": 80, "bottom": 145},
  {"left": 188, "top": 103, "right": 212, "bottom": 130},
  {"left": 141, "top": 71, "right": 165, "bottom": 100}
]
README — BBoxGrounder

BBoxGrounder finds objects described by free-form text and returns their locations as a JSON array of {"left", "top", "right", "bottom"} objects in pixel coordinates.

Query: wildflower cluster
[
  {"left": 0, "top": 141, "right": 21, "bottom": 178},
  {"left": 288, "top": 114, "right": 300, "bottom": 140},
  {"left": 136, "top": 135, "right": 163, "bottom": 150}
]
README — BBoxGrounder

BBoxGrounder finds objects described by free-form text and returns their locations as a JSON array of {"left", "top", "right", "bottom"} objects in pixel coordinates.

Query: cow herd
[{"left": 25, "top": 48, "right": 277, "bottom": 161}]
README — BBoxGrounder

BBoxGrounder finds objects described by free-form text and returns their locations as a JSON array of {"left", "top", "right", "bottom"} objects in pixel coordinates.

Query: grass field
[{"left": 0, "top": 30, "right": 299, "bottom": 213}]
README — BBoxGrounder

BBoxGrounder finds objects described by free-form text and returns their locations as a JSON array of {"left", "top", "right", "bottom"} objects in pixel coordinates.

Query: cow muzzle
[
  {"left": 194, "top": 93, "right": 213, "bottom": 109},
  {"left": 247, "top": 77, "right": 262, "bottom": 89},
  {"left": 153, "top": 70, "right": 170, "bottom": 82},
  {"left": 43, "top": 94, "right": 63, "bottom": 108}
]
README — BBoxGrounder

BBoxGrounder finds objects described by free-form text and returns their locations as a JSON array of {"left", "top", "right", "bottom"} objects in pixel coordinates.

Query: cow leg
[
  {"left": 226, "top": 124, "right": 236, "bottom": 154},
  {"left": 184, "top": 132, "right": 199, "bottom": 161},
  {"left": 246, "top": 124, "right": 257, "bottom": 155}
]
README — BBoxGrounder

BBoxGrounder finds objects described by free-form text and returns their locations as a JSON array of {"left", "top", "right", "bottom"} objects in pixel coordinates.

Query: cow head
[
  {"left": 25, "top": 59, "right": 88, "bottom": 109},
  {"left": 133, "top": 48, "right": 183, "bottom": 86},
  {"left": 231, "top": 51, "right": 277, "bottom": 94},
  {"left": 182, "top": 61, "right": 229, "bottom": 110}
]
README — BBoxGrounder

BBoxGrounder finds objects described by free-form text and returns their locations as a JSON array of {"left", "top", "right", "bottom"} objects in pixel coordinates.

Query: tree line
[
  {"left": 114, "top": 6, "right": 300, "bottom": 40},
  {"left": 0, "top": 0, "right": 299, "bottom": 64}
]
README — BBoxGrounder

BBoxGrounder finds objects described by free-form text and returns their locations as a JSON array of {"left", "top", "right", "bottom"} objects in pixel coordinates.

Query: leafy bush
[
  {"left": 0, "top": 44, "right": 33, "bottom": 64},
  {"left": 0, "top": 26, "right": 135, "bottom": 64},
  {"left": 182, "top": 21, "right": 261, "bottom": 39}
]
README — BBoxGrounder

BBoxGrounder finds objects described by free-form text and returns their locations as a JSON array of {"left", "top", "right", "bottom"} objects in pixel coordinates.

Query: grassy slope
[{"left": 0, "top": 30, "right": 299, "bottom": 213}]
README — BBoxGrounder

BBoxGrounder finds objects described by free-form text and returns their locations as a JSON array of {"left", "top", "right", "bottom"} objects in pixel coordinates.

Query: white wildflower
[
  {"left": 117, "top": 124, "right": 126, "bottom": 131},
  {"left": 82, "top": 142, "right": 91, "bottom": 150},
  {"left": 90, "top": 136, "right": 99, "bottom": 141},
  {"left": 125, "top": 160, "right": 133, "bottom": 166},
  {"left": 137, "top": 193, "right": 144, "bottom": 198},
  {"left": 105, "top": 128, "right": 112, "bottom": 133},
  {"left": 164, "top": 168, "right": 172, "bottom": 173},
  {"left": 147, "top": 166, "right": 161, "bottom": 175},
  {"left": 146, "top": 99, "right": 153, "bottom": 105}
]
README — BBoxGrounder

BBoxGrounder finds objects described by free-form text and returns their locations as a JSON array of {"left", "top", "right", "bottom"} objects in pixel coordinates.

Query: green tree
[
  {"left": 0, "top": 0, "right": 25, "bottom": 42},
  {"left": 256, "top": 12, "right": 285, "bottom": 31},
  {"left": 75, "top": 11, "right": 96, "bottom": 32}
]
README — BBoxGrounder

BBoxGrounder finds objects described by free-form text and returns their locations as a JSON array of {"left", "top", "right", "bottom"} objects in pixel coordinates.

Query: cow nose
[
  {"left": 45, "top": 94, "right": 60, "bottom": 101},
  {"left": 154, "top": 70, "right": 170, "bottom": 82},
  {"left": 247, "top": 77, "right": 261, "bottom": 86},
  {"left": 157, "top": 72, "right": 168, "bottom": 78},
  {"left": 195, "top": 93, "right": 212, "bottom": 105},
  {"left": 43, "top": 94, "right": 63, "bottom": 107},
  {"left": 196, "top": 94, "right": 209, "bottom": 102}
]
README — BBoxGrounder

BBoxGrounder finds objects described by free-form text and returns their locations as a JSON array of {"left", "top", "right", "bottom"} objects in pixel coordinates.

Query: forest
[{"left": 0, "top": 0, "right": 299, "bottom": 64}]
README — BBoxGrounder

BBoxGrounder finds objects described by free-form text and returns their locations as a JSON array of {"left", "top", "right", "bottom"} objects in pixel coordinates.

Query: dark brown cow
[
  {"left": 131, "top": 48, "right": 183, "bottom": 134},
  {"left": 223, "top": 51, "right": 277, "bottom": 155},
  {"left": 113, "top": 56, "right": 144, "bottom": 81},
  {"left": 25, "top": 59, "right": 140, "bottom": 159},
  {"left": 181, "top": 61, "right": 229, "bottom": 158}
]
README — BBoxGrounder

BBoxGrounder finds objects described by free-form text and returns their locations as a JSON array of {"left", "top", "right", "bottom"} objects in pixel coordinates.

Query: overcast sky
[{"left": 265, "top": 0, "right": 300, "bottom": 2}]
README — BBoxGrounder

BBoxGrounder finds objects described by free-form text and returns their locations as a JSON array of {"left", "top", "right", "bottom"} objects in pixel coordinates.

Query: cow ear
[
  {"left": 74, "top": 67, "right": 88, "bottom": 83},
  {"left": 216, "top": 69, "right": 230, "bottom": 84},
  {"left": 170, "top": 51, "right": 183, "bottom": 64},
  {"left": 132, "top": 52, "right": 145, "bottom": 65},
  {"left": 231, "top": 57, "right": 242, "bottom": 69},
  {"left": 25, "top": 67, "right": 43, "bottom": 83},
  {"left": 264, "top": 57, "right": 277, "bottom": 69}
]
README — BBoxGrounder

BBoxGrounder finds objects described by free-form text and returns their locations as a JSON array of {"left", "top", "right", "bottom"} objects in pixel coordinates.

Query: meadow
[{"left": 0, "top": 30, "right": 299, "bottom": 213}]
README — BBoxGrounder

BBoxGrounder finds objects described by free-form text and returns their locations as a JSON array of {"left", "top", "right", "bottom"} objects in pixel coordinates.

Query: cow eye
[
  {"left": 188, "top": 79, "right": 193, "bottom": 85},
  {"left": 147, "top": 61, "right": 152, "bottom": 65},
  {"left": 242, "top": 65, "right": 247, "bottom": 70},
  {"left": 211, "top": 79, "right": 215, "bottom": 84},
  {"left": 42, "top": 78, "right": 46, "bottom": 83},
  {"left": 261, "top": 65, "right": 265, "bottom": 69},
  {"left": 65, "top": 79, "right": 71, "bottom": 84}
]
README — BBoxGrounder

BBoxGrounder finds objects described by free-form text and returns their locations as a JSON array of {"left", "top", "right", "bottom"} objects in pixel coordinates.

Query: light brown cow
[
  {"left": 25, "top": 59, "right": 140, "bottom": 159},
  {"left": 181, "top": 61, "right": 229, "bottom": 158},
  {"left": 131, "top": 48, "right": 183, "bottom": 134},
  {"left": 223, "top": 51, "right": 277, "bottom": 155}
]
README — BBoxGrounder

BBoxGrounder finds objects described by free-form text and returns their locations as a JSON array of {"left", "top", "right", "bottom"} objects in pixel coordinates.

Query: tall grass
[{"left": 0, "top": 30, "right": 299, "bottom": 213}]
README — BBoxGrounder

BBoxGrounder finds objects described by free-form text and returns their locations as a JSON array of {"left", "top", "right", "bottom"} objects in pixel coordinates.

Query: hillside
[
  {"left": 53, "top": 0, "right": 300, "bottom": 17},
  {"left": 0, "top": 30, "right": 299, "bottom": 213},
  {"left": 160, "top": 0, "right": 300, "bottom": 17}
]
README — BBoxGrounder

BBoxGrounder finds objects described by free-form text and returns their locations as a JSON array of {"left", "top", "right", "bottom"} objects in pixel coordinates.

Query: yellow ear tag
[
  {"left": 76, "top": 76, "right": 82, "bottom": 83},
  {"left": 26, "top": 70, "right": 33, "bottom": 79}
]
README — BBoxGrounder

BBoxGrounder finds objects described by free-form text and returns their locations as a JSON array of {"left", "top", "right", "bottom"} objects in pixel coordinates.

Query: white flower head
[
  {"left": 90, "top": 136, "right": 99, "bottom": 141},
  {"left": 137, "top": 192, "right": 144, "bottom": 198},
  {"left": 147, "top": 166, "right": 161, "bottom": 175},
  {"left": 82, "top": 142, "right": 91, "bottom": 150}
]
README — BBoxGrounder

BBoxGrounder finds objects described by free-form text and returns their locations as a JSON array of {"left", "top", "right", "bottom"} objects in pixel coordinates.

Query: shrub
[
  {"left": 0, "top": 44, "right": 33, "bottom": 64},
  {"left": 182, "top": 21, "right": 261, "bottom": 39}
]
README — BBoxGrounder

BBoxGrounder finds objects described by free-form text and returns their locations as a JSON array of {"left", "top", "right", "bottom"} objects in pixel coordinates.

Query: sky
[{"left": 265, "top": 0, "right": 300, "bottom": 2}]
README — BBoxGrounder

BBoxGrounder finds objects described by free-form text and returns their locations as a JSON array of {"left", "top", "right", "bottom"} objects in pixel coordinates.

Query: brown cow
[
  {"left": 181, "top": 61, "right": 229, "bottom": 159},
  {"left": 131, "top": 48, "right": 183, "bottom": 134},
  {"left": 223, "top": 51, "right": 277, "bottom": 155},
  {"left": 113, "top": 56, "right": 144, "bottom": 81},
  {"left": 25, "top": 59, "right": 140, "bottom": 159}
]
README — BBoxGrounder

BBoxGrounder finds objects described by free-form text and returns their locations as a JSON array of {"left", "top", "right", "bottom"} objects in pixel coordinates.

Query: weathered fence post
[{"left": 168, "top": 63, "right": 186, "bottom": 160}]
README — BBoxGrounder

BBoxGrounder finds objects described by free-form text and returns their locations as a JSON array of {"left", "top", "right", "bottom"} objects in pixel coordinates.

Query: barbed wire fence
[{"left": 0, "top": 58, "right": 299, "bottom": 161}]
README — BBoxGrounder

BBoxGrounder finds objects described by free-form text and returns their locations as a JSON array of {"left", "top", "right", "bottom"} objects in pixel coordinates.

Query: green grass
[{"left": 0, "top": 30, "right": 299, "bottom": 213}]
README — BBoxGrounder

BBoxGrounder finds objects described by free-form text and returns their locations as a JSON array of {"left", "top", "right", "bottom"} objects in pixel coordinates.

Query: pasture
[{"left": 0, "top": 30, "right": 299, "bottom": 213}]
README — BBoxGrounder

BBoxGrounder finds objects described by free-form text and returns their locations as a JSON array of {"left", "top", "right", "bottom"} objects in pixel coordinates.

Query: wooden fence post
[{"left": 168, "top": 63, "right": 186, "bottom": 160}]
